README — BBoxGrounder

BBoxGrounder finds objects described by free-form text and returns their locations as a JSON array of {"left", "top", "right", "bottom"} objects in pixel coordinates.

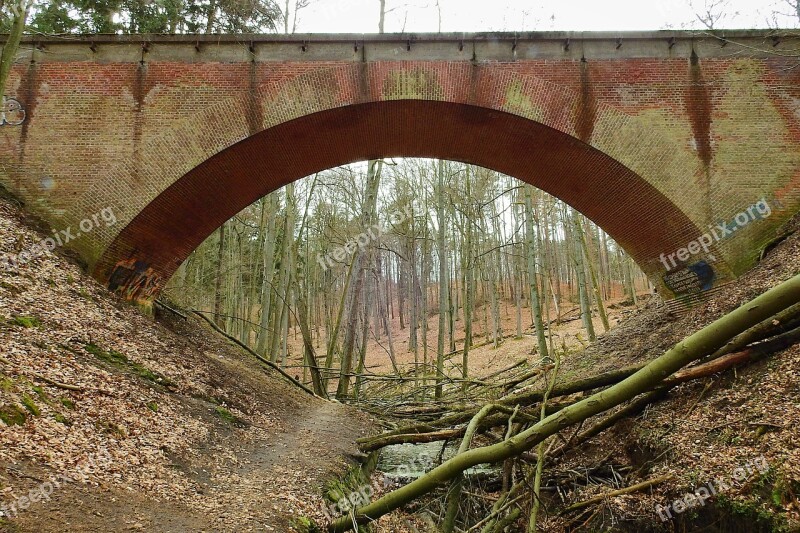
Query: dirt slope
[
  {"left": 0, "top": 193, "right": 373, "bottom": 532},
  {"left": 533, "top": 213, "right": 800, "bottom": 532}
]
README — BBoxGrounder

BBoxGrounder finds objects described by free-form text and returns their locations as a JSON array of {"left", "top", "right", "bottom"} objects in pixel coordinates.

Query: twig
[{"left": 467, "top": 494, "right": 526, "bottom": 531}]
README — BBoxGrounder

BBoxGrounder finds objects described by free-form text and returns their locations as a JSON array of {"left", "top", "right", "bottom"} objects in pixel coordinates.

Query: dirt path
[
  {"left": 3, "top": 399, "right": 367, "bottom": 532},
  {"left": 0, "top": 191, "right": 378, "bottom": 532}
]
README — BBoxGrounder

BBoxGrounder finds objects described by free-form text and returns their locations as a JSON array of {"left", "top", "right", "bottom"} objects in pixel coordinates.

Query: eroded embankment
[{"left": 0, "top": 193, "right": 373, "bottom": 532}]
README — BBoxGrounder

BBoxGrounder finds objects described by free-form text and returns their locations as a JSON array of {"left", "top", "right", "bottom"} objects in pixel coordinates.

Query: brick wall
[{"left": 0, "top": 33, "right": 797, "bottom": 302}]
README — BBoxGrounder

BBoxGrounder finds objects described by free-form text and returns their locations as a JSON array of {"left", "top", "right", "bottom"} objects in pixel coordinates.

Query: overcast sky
[{"left": 294, "top": 0, "right": 799, "bottom": 33}]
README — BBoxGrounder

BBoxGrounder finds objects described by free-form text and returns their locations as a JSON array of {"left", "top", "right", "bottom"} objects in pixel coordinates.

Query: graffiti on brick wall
[
  {"left": 108, "top": 257, "right": 163, "bottom": 303},
  {"left": 1, "top": 97, "right": 26, "bottom": 126},
  {"left": 663, "top": 260, "right": 716, "bottom": 295}
]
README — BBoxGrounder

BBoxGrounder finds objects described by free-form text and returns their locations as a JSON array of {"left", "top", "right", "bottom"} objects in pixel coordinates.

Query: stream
[{"left": 377, "top": 442, "right": 500, "bottom": 480}]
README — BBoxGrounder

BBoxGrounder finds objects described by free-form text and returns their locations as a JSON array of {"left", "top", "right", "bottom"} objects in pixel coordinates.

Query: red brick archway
[
  {"left": 94, "top": 99, "right": 707, "bottom": 302},
  {"left": 3, "top": 37, "right": 797, "bottom": 303}
]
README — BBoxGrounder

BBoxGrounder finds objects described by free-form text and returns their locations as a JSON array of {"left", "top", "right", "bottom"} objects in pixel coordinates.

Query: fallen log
[
  {"left": 328, "top": 273, "right": 800, "bottom": 532},
  {"left": 358, "top": 366, "right": 646, "bottom": 445},
  {"left": 501, "top": 364, "right": 554, "bottom": 393},
  {"left": 358, "top": 402, "right": 572, "bottom": 452},
  {"left": 359, "top": 315, "right": 800, "bottom": 451},
  {"left": 550, "top": 325, "right": 800, "bottom": 458}
]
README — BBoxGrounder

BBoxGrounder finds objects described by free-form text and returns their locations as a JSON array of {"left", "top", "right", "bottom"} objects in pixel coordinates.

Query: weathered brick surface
[{"left": 0, "top": 32, "right": 797, "bottom": 301}]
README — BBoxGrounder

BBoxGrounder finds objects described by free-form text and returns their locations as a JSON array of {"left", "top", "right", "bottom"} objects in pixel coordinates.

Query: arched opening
[{"left": 94, "top": 99, "right": 706, "bottom": 301}]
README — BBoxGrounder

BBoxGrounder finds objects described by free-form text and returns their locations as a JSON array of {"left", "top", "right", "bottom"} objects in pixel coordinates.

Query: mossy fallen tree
[
  {"left": 329, "top": 273, "right": 800, "bottom": 532},
  {"left": 357, "top": 402, "right": 571, "bottom": 452},
  {"left": 356, "top": 366, "right": 643, "bottom": 451},
  {"left": 358, "top": 299, "right": 800, "bottom": 452}
]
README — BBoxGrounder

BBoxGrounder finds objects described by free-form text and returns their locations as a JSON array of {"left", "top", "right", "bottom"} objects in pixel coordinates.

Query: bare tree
[
  {"left": 688, "top": 0, "right": 737, "bottom": 29},
  {"left": 0, "top": 0, "right": 31, "bottom": 105}
]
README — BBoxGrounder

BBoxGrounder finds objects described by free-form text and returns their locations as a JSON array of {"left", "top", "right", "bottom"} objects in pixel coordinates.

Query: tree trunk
[
  {"left": 524, "top": 186, "right": 548, "bottom": 359},
  {"left": 256, "top": 194, "right": 279, "bottom": 355},
  {"left": 0, "top": 0, "right": 30, "bottom": 106},
  {"left": 436, "top": 159, "right": 448, "bottom": 399},
  {"left": 337, "top": 160, "right": 382, "bottom": 399},
  {"left": 213, "top": 224, "right": 226, "bottom": 327},
  {"left": 571, "top": 209, "right": 596, "bottom": 342}
]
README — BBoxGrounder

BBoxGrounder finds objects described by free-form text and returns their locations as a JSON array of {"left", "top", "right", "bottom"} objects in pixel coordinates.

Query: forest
[{"left": 163, "top": 160, "right": 648, "bottom": 402}]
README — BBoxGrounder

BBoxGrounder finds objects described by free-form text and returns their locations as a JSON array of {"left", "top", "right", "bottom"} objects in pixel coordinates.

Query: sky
[{"left": 294, "top": 0, "right": 799, "bottom": 33}]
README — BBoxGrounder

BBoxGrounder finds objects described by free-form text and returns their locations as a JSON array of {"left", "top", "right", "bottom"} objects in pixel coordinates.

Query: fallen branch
[
  {"left": 529, "top": 350, "right": 562, "bottom": 530},
  {"left": 33, "top": 373, "right": 85, "bottom": 392},
  {"left": 155, "top": 299, "right": 188, "bottom": 320},
  {"left": 328, "top": 273, "right": 800, "bottom": 532},
  {"left": 192, "top": 310, "right": 318, "bottom": 397},
  {"left": 358, "top": 402, "right": 571, "bottom": 452},
  {"left": 489, "top": 507, "right": 521, "bottom": 532},
  {"left": 360, "top": 366, "right": 645, "bottom": 443},
  {"left": 501, "top": 364, "right": 554, "bottom": 393},
  {"left": 443, "top": 404, "right": 505, "bottom": 532},
  {"left": 478, "top": 359, "right": 528, "bottom": 381},
  {"left": 560, "top": 474, "right": 673, "bottom": 514}
]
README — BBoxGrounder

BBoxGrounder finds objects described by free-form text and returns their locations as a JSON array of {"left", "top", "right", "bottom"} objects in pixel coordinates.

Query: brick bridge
[{"left": 0, "top": 31, "right": 798, "bottom": 304}]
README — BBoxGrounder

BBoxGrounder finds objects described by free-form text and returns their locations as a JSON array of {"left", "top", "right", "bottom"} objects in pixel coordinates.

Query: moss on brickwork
[
  {"left": 503, "top": 79, "right": 546, "bottom": 122},
  {"left": 383, "top": 68, "right": 444, "bottom": 101},
  {"left": 710, "top": 60, "right": 800, "bottom": 275}
]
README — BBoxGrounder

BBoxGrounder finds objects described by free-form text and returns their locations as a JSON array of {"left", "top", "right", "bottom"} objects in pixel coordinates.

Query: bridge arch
[{"left": 67, "top": 62, "right": 732, "bottom": 300}]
